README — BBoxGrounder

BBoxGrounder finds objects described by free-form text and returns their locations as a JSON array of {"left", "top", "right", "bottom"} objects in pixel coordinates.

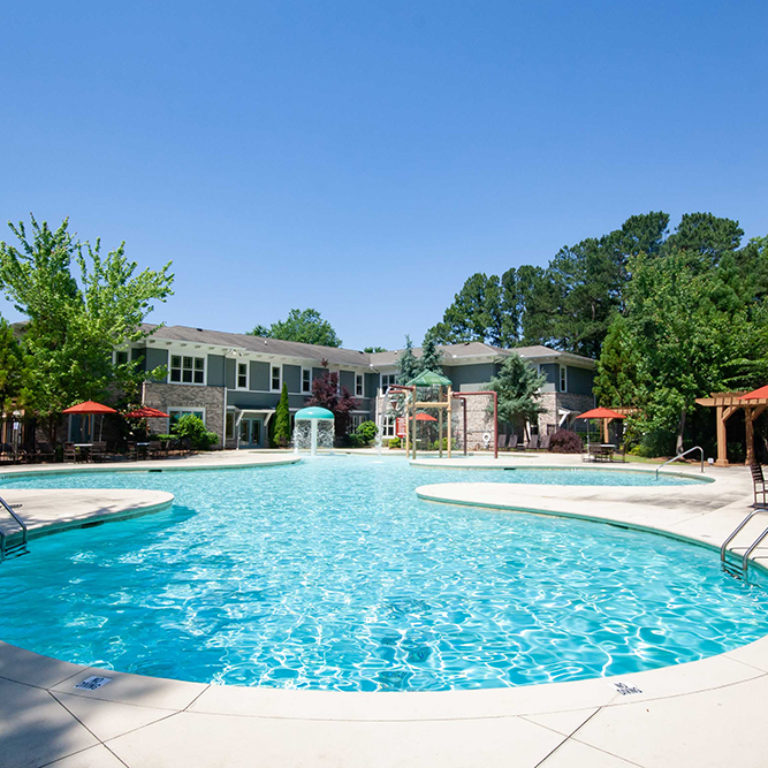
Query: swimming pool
[{"left": 0, "top": 457, "right": 763, "bottom": 691}]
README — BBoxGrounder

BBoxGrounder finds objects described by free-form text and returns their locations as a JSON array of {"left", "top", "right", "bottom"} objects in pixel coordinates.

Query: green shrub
[
  {"left": 172, "top": 414, "right": 218, "bottom": 450},
  {"left": 354, "top": 420, "right": 377, "bottom": 446},
  {"left": 388, "top": 437, "right": 401, "bottom": 449},
  {"left": 431, "top": 438, "right": 457, "bottom": 450}
]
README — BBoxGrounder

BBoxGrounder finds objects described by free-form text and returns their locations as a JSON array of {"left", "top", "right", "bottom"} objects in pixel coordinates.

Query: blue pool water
[{"left": 0, "top": 457, "right": 763, "bottom": 691}]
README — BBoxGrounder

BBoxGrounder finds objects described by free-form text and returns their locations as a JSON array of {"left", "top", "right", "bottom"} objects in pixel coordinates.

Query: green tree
[
  {"left": 0, "top": 318, "right": 23, "bottom": 410},
  {"left": 429, "top": 273, "right": 503, "bottom": 345},
  {"left": 249, "top": 308, "right": 341, "bottom": 347},
  {"left": 272, "top": 382, "right": 291, "bottom": 447},
  {"left": 486, "top": 354, "right": 546, "bottom": 439},
  {"left": 363, "top": 345, "right": 386, "bottom": 353},
  {"left": 397, "top": 335, "right": 419, "bottom": 384},
  {"left": 0, "top": 216, "right": 173, "bottom": 442},
  {"left": 418, "top": 329, "right": 442, "bottom": 374},
  {"left": 597, "top": 241, "right": 765, "bottom": 455}
]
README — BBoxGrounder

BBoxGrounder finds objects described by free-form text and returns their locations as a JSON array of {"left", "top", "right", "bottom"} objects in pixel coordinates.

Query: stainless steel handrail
[
  {"left": 0, "top": 494, "right": 27, "bottom": 561},
  {"left": 656, "top": 445, "right": 704, "bottom": 479},
  {"left": 720, "top": 509, "right": 765, "bottom": 565},
  {"left": 742, "top": 525, "right": 768, "bottom": 577}
]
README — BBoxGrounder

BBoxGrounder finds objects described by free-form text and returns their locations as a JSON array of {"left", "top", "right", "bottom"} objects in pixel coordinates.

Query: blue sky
[{"left": 1, "top": 1, "right": 766, "bottom": 350}]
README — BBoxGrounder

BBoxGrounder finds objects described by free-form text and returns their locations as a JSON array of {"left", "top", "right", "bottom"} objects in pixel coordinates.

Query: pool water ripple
[{"left": 0, "top": 456, "right": 765, "bottom": 691}]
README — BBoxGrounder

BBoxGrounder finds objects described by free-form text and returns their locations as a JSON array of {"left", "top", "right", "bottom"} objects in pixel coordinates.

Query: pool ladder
[
  {"left": 0, "top": 494, "right": 28, "bottom": 562},
  {"left": 720, "top": 508, "right": 768, "bottom": 579}
]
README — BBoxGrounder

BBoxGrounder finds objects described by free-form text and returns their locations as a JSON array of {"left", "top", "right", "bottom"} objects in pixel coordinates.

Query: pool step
[
  {"left": 0, "top": 494, "right": 28, "bottom": 564},
  {"left": 720, "top": 507, "right": 768, "bottom": 580}
]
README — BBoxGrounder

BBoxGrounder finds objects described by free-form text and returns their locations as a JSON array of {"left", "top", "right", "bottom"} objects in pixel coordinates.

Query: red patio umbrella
[
  {"left": 62, "top": 400, "right": 117, "bottom": 442},
  {"left": 124, "top": 406, "right": 170, "bottom": 418},
  {"left": 576, "top": 407, "right": 626, "bottom": 444},
  {"left": 739, "top": 385, "right": 768, "bottom": 401},
  {"left": 62, "top": 400, "right": 117, "bottom": 415},
  {"left": 412, "top": 411, "right": 437, "bottom": 422}
]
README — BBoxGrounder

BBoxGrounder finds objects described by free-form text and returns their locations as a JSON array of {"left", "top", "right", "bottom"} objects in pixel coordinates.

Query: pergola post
[{"left": 715, "top": 404, "right": 728, "bottom": 466}]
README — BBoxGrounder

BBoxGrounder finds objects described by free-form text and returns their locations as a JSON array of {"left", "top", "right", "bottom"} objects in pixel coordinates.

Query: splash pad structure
[{"left": 293, "top": 406, "right": 335, "bottom": 456}]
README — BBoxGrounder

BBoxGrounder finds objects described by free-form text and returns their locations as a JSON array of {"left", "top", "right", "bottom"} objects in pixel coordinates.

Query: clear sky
[{"left": 2, "top": 1, "right": 766, "bottom": 350}]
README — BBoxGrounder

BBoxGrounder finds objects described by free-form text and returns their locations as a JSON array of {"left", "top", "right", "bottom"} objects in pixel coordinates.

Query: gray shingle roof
[{"left": 140, "top": 324, "right": 594, "bottom": 369}]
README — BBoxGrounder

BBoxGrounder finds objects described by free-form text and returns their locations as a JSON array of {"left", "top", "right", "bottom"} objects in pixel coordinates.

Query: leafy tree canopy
[
  {"left": 305, "top": 370, "right": 358, "bottom": 437},
  {"left": 249, "top": 308, "right": 341, "bottom": 347},
  {"left": 0, "top": 215, "right": 173, "bottom": 439}
]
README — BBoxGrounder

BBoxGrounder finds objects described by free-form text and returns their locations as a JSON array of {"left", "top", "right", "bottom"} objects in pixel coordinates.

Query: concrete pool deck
[{"left": 1, "top": 450, "right": 768, "bottom": 767}]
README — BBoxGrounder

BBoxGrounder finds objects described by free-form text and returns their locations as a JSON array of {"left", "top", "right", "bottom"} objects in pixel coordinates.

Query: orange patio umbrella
[
  {"left": 739, "top": 386, "right": 768, "bottom": 401},
  {"left": 62, "top": 400, "right": 117, "bottom": 441},
  {"left": 576, "top": 407, "right": 626, "bottom": 444},
  {"left": 123, "top": 406, "right": 170, "bottom": 418}
]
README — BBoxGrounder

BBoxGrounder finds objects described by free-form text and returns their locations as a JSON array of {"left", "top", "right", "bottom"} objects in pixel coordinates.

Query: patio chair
[
  {"left": 63, "top": 442, "right": 77, "bottom": 462},
  {"left": 750, "top": 464, "right": 767, "bottom": 506},
  {"left": 90, "top": 441, "right": 108, "bottom": 462},
  {"left": 33, "top": 442, "right": 56, "bottom": 463}
]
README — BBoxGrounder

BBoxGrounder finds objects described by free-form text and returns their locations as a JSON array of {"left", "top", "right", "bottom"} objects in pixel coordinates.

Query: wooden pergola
[{"left": 695, "top": 392, "right": 767, "bottom": 466}]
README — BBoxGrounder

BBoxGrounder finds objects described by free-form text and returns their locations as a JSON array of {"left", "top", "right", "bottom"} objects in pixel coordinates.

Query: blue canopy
[{"left": 294, "top": 406, "right": 335, "bottom": 421}]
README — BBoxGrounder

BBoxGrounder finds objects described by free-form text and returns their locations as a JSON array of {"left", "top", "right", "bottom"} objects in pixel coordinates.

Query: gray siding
[
  {"left": 207, "top": 354, "right": 226, "bottom": 387},
  {"left": 365, "top": 373, "right": 378, "bottom": 397},
  {"left": 339, "top": 370, "right": 355, "bottom": 393},
  {"left": 568, "top": 365, "right": 594, "bottom": 396},
  {"left": 284, "top": 364, "right": 300, "bottom": 393},
  {"left": 224, "top": 358, "right": 236, "bottom": 389},
  {"left": 539, "top": 363, "right": 558, "bottom": 387},
  {"left": 448, "top": 363, "right": 496, "bottom": 390},
  {"left": 251, "top": 361, "right": 270, "bottom": 391},
  {"left": 141, "top": 348, "right": 168, "bottom": 380}
]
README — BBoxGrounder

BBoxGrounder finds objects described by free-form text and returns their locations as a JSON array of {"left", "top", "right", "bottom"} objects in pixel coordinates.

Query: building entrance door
[{"left": 239, "top": 418, "right": 262, "bottom": 448}]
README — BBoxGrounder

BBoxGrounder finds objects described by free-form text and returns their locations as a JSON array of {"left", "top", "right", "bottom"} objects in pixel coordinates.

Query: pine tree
[
  {"left": 397, "top": 335, "right": 419, "bottom": 384},
  {"left": 419, "top": 329, "right": 442, "bottom": 374},
  {"left": 273, "top": 382, "right": 291, "bottom": 447}
]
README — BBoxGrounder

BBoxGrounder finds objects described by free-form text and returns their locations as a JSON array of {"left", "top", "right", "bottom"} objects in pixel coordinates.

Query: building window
[
  {"left": 380, "top": 373, "right": 396, "bottom": 392},
  {"left": 301, "top": 368, "right": 311, "bottom": 393},
  {"left": 170, "top": 355, "right": 205, "bottom": 384},
  {"left": 237, "top": 362, "right": 248, "bottom": 389},
  {"left": 381, "top": 415, "right": 395, "bottom": 438},
  {"left": 349, "top": 414, "right": 363, "bottom": 432},
  {"left": 271, "top": 365, "right": 282, "bottom": 391},
  {"left": 355, "top": 374, "right": 364, "bottom": 397},
  {"left": 225, "top": 411, "right": 236, "bottom": 439},
  {"left": 168, "top": 407, "right": 205, "bottom": 426},
  {"left": 113, "top": 350, "right": 129, "bottom": 366},
  {"left": 559, "top": 365, "right": 568, "bottom": 392}
]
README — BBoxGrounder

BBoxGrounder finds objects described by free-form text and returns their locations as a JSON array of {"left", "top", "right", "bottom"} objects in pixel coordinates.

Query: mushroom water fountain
[{"left": 293, "top": 406, "right": 335, "bottom": 456}]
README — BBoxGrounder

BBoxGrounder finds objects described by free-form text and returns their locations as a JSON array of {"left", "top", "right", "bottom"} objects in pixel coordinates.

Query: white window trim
[
  {"left": 559, "top": 365, "right": 568, "bottom": 392},
  {"left": 168, "top": 406, "right": 207, "bottom": 425},
  {"left": 236, "top": 361, "right": 249, "bottom": 390},
  {"left": 113, "top": 349, "right": 130, "bottom": 366},
  {"left": 301, "top": 367, "right": 312, "bottom": 394},
  {"left": 168, "top": 353, "right": 207, "bottom": 386},
  {"left": 271, "top": 364, "right": 282, "bottom": 392},
  {"left": 355, "top": 373, "right": 364, "bottom": 397}
]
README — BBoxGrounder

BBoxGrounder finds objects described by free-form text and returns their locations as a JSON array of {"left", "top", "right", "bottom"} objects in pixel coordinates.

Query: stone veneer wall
[
  {"left": 143, "top": 382, "right": 226, "bottom": 447},
  {"left": 538, "top": 391, "right": 594, "bottom": 434},
  {"left": 450, "top": 393, "right": 496, "bottom": 452}
]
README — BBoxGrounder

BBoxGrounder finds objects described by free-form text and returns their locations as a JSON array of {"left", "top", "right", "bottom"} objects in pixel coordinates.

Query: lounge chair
[
  {"left": 527, "top": 434, "right": 539, "bottom": 450},
  {"left": 539, "top": 434, "right": 551, "bottom": 451},
  {"left": 751, "top": 464, "right": 767, "bottom": 506},
  {"left": 497, "top": 434, "right": 508, "bottom": 451}
]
